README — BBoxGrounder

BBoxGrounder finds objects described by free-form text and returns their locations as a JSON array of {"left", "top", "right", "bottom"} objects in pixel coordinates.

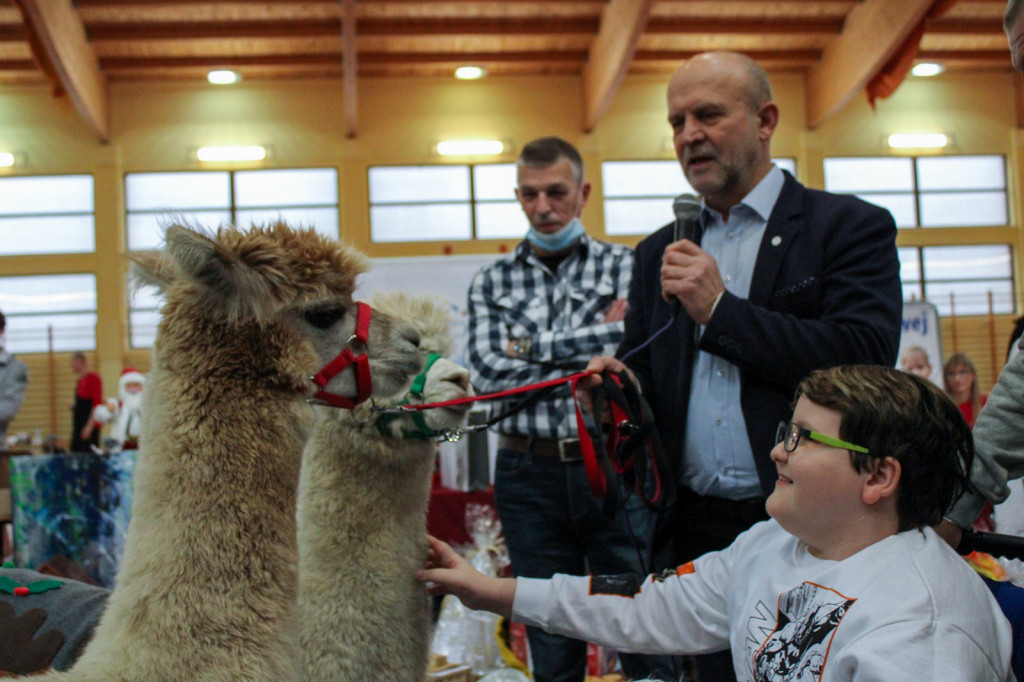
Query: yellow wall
[{"left": 2, "top": 68, "right": 1022, "bottom": 439}]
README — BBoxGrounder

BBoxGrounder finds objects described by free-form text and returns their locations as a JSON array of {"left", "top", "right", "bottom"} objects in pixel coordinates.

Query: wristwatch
[{"left": 511, "top": 335, "right": 533, "bottom": 359}]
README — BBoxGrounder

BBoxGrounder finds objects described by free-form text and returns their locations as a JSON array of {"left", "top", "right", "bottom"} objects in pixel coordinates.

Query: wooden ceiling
[{"left": 0, "top": 0, "right": 1012, "bottom": 142}]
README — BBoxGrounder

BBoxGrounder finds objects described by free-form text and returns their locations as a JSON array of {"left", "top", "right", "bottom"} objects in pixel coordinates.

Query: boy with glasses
[{"left": 418, "top": 365, "right": 1013, "bottom": 680}]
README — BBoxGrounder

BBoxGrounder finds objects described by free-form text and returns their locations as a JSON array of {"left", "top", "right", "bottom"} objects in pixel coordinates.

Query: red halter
[{"left": 310, "top": 301, "right": 374, "bottom": 409}]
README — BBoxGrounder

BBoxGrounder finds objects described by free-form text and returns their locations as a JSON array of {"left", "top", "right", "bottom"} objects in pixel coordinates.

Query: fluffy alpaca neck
[{"left": 68, "top": 346, "right": 309, "bottom": 681}]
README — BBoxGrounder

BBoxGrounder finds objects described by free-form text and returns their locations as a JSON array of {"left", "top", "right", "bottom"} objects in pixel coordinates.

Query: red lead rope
[{"left": 396, "top": 369, "right": 595, "bottom": 412}]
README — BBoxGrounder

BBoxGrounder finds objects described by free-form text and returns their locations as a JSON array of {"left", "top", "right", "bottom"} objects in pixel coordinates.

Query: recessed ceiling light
[
  {"left": 887, "top": 133, "right": 949, "bottom": 149},
  {"left": 911, "top": 63, "right": 945, "bottom": 77},
  {"left": 207, "top": 70, "right": 242, "bottom": 85},
  {"left": 455, "top": 66, "right": 487, "bottom": 80},
  {"left": 436, "top": 140, "right": 504, "bottom": 156},
  {"left": 196, "top": 145, "right": 266, "bottom": 162}
]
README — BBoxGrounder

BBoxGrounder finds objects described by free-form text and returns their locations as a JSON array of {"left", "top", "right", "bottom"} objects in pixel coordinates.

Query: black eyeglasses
[{"left": 775, "top": 421, "right": 869, "bottom": 454}]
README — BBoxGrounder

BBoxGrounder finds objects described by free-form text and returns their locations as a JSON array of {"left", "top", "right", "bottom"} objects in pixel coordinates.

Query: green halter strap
[{"left": 375, "top": 353, "right": 443, "bottom": 439}]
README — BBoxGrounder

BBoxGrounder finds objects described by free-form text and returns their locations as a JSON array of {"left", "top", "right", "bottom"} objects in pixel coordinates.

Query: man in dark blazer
[{"left": 586, "top": 51, "right": 901, "bottom": 681}]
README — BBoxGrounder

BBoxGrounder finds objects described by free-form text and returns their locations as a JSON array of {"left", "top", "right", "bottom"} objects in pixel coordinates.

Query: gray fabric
[
  {"left": 947, "top": 335, "right": 1024, "bottom": 528},
  {"left": 0, "top": 568, "right": 109, "bottom": 671}
]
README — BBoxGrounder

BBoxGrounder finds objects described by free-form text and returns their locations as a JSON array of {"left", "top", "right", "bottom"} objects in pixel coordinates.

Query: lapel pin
[{"left": 771, "top": 235, "right": 782, "bottom": 247}]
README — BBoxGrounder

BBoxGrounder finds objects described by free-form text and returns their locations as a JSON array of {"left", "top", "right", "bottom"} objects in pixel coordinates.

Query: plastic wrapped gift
[{"left": 10, "top": 451, "right": 137, "bottom": 587}]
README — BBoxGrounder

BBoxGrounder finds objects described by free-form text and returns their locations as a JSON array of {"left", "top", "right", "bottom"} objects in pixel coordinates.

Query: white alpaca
[
  {"left": 31, "top": 223, "right": 425, "bottom": 682},
  {"left": 298, "top": 293, "right": 472, "bottom": 681}
]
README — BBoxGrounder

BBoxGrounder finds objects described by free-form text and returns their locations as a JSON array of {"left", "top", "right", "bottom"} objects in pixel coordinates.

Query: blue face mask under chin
[{"left": 526, "top": 217, "right": 585, "bottom": 253}]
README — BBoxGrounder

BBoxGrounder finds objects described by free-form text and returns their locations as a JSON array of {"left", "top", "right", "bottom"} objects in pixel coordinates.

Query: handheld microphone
[{"left": 669, "top": 193, "right": 701, "bottom": 318}]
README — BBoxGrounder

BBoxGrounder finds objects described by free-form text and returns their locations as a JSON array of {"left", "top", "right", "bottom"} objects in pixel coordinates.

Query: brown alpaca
[
  {"left": 298, "top": 293, "right": 472, "bottom": 681},
  {"left": 30, "top": 223, "right": 424, "bottom": 682}
]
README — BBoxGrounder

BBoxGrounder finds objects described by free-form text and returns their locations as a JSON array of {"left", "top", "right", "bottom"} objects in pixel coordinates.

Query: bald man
[{"left": 587, "top": 52, "right": 903, "bottom": 681}]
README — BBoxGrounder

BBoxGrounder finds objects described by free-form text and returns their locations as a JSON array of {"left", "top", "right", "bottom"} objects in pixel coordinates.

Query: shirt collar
[
  {"left": 516, "top": 231, "right": 591, "bottom": 262},
  {"left": 701, "top": 164, "right": 785, "bottom": 224}
]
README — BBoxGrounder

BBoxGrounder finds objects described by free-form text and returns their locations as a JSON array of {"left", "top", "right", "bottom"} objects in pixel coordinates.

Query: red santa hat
[{"left": 118, "top": 368, "right": 146, "bottom": 393}]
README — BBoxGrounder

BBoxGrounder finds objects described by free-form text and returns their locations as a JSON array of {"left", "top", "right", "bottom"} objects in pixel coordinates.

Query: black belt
[{"left": 499, "top": 434, "right": 582, "bottom": 462}]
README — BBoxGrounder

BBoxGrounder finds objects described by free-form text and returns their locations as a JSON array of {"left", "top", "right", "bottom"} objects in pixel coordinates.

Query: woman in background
[{"left": 944, "top": 352, "right": 987, "bottom": 428}]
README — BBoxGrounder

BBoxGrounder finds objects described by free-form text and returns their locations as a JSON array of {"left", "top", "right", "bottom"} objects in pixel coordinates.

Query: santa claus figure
[{"left": 92, "top": 368, "right": 146, "bottom": 453}]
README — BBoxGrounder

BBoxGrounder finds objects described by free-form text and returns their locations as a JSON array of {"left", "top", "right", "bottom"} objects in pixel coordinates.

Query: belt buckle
[{"left": 558, "top": 438, "right": 580, "bottom": 462}]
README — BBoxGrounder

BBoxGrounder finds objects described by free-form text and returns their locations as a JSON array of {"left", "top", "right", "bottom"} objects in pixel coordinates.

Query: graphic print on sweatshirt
[{"left": 746, "top": 581, "right": 856, "bottom": 681}]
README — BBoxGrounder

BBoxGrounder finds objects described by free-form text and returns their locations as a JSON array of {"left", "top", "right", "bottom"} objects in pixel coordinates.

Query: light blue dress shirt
[{"left": 682, "top": 166, "right": 785, "bottom": 499}]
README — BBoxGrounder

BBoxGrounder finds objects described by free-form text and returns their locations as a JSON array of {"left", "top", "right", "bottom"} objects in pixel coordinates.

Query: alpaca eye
[{"left": 304, "top": 306, "right": 345, "bottom": 330}]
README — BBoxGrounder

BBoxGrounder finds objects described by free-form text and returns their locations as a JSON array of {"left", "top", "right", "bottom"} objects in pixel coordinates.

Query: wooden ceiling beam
[
  {"left": 581, "top": 0, "right": 654, "bottom": 132},
  {"left": 805, "top": 0, "right": 934, "bottom": 129},
  {"left": 342, "top": 0, "right": 357, "bottom": 139},
  {"left": 645, "top": 17, "right": 844, "bottom": 34},
  {"left": 12, "top": 0, "right": 110, "bottom": 142}
]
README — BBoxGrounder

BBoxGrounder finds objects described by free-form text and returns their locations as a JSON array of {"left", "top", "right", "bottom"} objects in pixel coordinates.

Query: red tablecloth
[{"left": 427, "top": 486, "right": 495, "bottom": 546}]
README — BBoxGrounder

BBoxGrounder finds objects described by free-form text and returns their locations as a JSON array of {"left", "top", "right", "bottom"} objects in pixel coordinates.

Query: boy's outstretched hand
[{"left": 417, "top": 535, "right": 517, "bottom": 619}]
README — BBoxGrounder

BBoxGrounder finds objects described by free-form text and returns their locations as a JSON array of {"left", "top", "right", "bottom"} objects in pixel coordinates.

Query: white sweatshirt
[{"left": 514, "top": 520, "right": 1013, "bottom": 681}]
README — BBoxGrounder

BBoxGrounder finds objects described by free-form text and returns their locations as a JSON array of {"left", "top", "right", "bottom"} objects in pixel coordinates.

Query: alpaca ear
[
  {"left": 164, "top": 223, "right": 279, "bottom": 323},
  {"left": 128, "top": 250, "right": 175, "bottom": 294}
]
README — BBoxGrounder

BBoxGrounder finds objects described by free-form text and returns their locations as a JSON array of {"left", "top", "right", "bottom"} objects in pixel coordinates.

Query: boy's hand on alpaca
[{"left": 417, "top": 535, "right": 516, "bottom": 619}]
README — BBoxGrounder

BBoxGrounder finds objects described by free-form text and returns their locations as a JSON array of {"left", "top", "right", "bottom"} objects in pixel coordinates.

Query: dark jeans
[
  {"left": 494, "top": 446, "right": 679, "bottom": 682},
  {"left": 654, "top": 487, "right": 770, "bottom": 682}
]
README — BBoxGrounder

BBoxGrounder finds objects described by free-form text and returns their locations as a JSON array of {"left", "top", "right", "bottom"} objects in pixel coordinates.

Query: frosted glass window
[
  {"left": 926, "top": 279, "right": 1014, "bottom": 315},
  {"left": 234, "top": 168, "right": 338, "bottom": 207},
  {"left": 368, "top": 166, "right": 470, "bottom": 203},
  {"left": 0, "top": 215, "right": 95, "bottom": 255},
  {"left": 917, "top": 156, "right": 1005, "bottom": 191},
  {"left": 921, "top": 245, "right": 1011, "bottom": 281},
  {"left": 129, "top": 309, "right": 161, "bottom": 349},
  {"left": 475, "top": 203, "right": 527, "bottom": 239},
  {"left": 897, "top": 247, "right": 921, "bottom": 283},
  {"left": 0, "top": 175, "right": 93, "bottom": 215},
  {"left": 127, "top": 210, "right": 232, "bottom": 250},
  {"left": 125, "top": 172, "right": 230, "bottom": 210},
  {"left": 473, "top": 164, "right": 517, "bottom": 200},
  {"left": 370, "top": 204, "right": 472, "bottom": 242},
  {"left": 601, "top": 158, "right": 796, "bottom": 236},
  {"left": 602, "top": 161, "right": 693, "bottom": 197},
  {"left": 605, "top": 199, "right": 677, "bottom": 236},
  {"left": 774, "top": 158, "right": 797, "bottom": 175},
  {"left": 0, "top": 274, "right": 97, "bottom": 353},
  {"left": 856, "top": 193, "right": 917, "bottom": 227},
  {"left": 902, "top": 283, "right": 924, "bottom": 302},
  {"left": 235, "top": 208, "right": 339, "bottom": 239},
  {"left": 823, "top": 158, "right": 914, "bottom": 192},
  {"left": 919, "top": 191, "right": 1007, "bottom": 227}
]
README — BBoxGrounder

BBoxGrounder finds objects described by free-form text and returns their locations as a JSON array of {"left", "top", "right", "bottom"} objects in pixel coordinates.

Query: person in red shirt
[
  {"left": 943, "top": 352, "right": 988, "bottom": 428},
  {"left": 70, "top": 352, "right": 103, "bottom": 452}
]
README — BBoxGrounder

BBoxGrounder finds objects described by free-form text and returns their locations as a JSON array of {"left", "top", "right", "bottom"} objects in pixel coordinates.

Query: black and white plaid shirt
[{"left": 466, "top": 234, "right": 633, "bottom": 439}]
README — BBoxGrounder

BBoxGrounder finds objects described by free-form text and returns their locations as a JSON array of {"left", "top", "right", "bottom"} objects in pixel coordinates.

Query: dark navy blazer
[{"left": 617, "top": 171, "right": 903, "bottom": 494}]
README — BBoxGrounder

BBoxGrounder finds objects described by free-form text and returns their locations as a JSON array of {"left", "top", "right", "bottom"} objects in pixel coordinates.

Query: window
[
  {"left": 823, "top": 155, "right": 1007, "bottom": 228},
  {"left": 0, "top": 274, "right": 97, "bottom": 353},
  {"left": 368, "top": 164, "right": 522, "bottom": 242},
  {"left": 125, "top": 167, "right": 339, "bottom": 250},
  {"left": 601, "top": 158, "right": 797, "bottom": 236},
  {"left": 0, "top": 174, "right": 95, "bottom": 255},
  {"left": 899, "top": 245, "right": 1014, "bottom": 316},
  {"left": 125, "top": 167, "right": 339, "bottom": 347}
]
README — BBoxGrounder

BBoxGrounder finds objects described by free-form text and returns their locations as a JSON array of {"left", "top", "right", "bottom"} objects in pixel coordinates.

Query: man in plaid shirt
[{"left": 466, "top": 137, "right": 674, "bottom": 682}]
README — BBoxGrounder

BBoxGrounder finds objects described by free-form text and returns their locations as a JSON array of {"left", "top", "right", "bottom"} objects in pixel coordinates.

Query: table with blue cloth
[{"left": 9, "top": 451, "right": 136, "bottom": 588}]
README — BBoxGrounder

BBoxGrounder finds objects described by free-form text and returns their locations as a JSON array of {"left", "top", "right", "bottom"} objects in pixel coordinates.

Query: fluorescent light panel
[
  {"left": 196, "top": 145, "right": 267, "bottom": 162},
  {"left": 208, "top": 69, "right": 241, "bottom": 85},
  {"left": 436, "top": 140, "right": 503, "bottom": 156},
  {"left": 455, "top": 66, "right": 487, "bottom": 80},
  {"left": 0, "top": 152, "right": 13, "bottom": 167},
  {"left": 887, "top": 133, "right": 948, "bottom": 149},
  {"left": 911, "top": 63, "right": 945, "bottom": 77}
]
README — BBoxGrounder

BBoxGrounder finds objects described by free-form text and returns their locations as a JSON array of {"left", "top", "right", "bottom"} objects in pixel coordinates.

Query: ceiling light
[
  {"left": 207, "top": 70, "right": 242, "bottom": 85},
  {"left": 455, "top": 66, "right": 487, "bottom": 80},
  {"left": 0, "top": 152, "right": 13, "bottom": 168},
  {"left": 887, "top": 133, "right": 949, "bottom": 149},
  {"left": 911, "top": 63, "right": 945, "bottom": 77},
  {"left": 436, "top": 140, "right": 504, "bottom": 156},
  {"left": 196, "top": 145, "right": 267, "bottom": 162}
]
